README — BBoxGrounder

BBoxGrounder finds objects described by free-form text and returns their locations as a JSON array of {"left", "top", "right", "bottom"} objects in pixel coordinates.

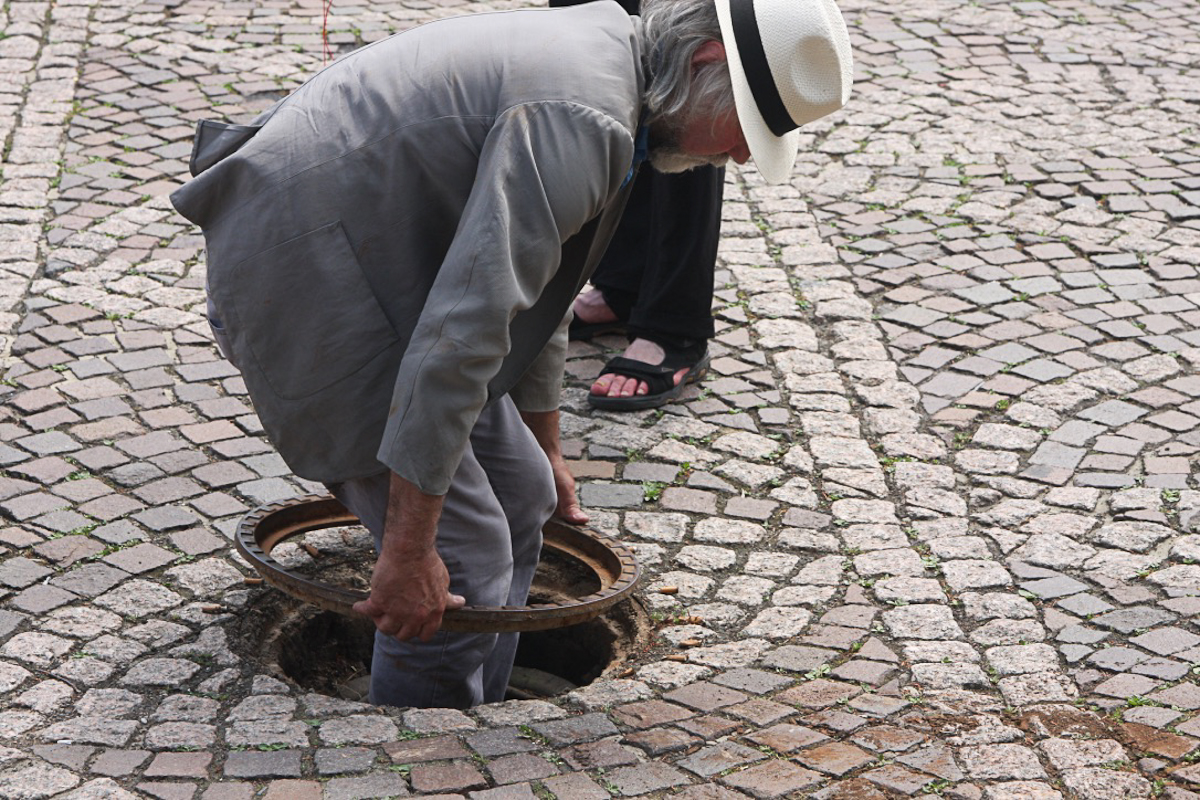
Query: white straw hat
[{"left": 715, "top": 0, "right": 853, "bottom": 183}]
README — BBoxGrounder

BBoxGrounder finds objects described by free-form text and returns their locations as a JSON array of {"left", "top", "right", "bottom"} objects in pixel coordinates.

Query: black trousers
[
  {"left": 594, "top": 164, "right": 723, "bottom": 348},
  {"left": 550, "top": 0, "right": 722, "bottom": 349}
]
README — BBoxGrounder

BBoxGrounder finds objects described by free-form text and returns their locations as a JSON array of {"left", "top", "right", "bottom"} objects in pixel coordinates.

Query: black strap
[
  {"left": 599, "top": 357, "right": 678, "bottom": 395},
  {"left": 729, "top": 0, "right": 796, "bottom": 137}
]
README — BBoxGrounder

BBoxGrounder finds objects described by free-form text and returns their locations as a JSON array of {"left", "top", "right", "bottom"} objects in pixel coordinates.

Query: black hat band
[{"left": 729, "top": 0, "right": 797, "bottom": 138}]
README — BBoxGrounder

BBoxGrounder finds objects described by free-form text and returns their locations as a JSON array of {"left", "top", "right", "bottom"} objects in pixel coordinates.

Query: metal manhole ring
[{"left": 235, "top": 493, "right": 642, "bottom": 633}]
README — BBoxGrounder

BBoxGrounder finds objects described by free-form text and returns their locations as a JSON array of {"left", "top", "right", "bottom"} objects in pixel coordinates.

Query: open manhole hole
[{"left": 233, "top": 523, "right": 652, "bottom": 701}]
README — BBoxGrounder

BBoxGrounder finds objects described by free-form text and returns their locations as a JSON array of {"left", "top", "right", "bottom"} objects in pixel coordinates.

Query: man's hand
[
  {"left": 353, "top": 548, "right": 466, "bottom": 642},
  {"left": 548, "top": 450, "right": 588, "bottom": 524},
  {"left": 352, "top": 473, "right": 465, "bottom": 641},
  {"left": 520, "top": 409, "right": 589, "bottom": 525}
]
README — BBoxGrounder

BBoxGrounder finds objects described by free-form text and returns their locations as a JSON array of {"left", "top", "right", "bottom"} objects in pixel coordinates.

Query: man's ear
[{"left": 691, "top": 40, "right": 727, "bottom": 67}]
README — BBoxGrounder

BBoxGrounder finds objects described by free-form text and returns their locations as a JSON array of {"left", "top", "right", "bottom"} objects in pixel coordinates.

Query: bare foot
[
  {"left": 573, "top": 288, "right": 620, "bottom": 325},
  {"left": 591, "top": 338, "right": 688, "bottom": 399}
]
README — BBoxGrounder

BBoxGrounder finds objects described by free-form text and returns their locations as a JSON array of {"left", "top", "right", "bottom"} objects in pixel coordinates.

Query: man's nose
[{"left": 730, "top": 142, "right": 751, "bottom": 164}]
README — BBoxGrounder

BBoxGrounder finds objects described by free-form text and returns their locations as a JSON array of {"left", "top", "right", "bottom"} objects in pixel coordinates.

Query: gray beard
[{"left": 646, "top": 145, "right": 729, "bottom": 173}]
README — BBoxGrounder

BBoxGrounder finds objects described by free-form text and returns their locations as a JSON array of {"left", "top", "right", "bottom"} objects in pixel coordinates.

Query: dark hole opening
[
  {"left": 253, "top": 595, "right": 647, "bottom": 702},
  {"left": 508, "top": 610, "right": 617, "bottom": 699},
  {"left": 272, "top": 610, "right": 375, "bottom": 696}
]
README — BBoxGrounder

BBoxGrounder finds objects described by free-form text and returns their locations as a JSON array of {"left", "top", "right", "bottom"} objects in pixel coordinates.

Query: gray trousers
[{"left": 326, "top": 396, "right": 555, "bottom": 709}]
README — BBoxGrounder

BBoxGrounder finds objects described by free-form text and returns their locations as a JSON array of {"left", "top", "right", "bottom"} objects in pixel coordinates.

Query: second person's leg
[{"left": 586, "top": 165, "right": 724, "bottom": 409}]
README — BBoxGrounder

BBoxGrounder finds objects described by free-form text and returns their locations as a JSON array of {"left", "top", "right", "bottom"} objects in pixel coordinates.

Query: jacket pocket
[
  {"left": 208, "top": 316, "right": 236, "bottom": 367},
  {"left": 189, "top": 119, "right": 262, "bottom": 177},
  {"left": 231, "top": 221, "right": 398, "bottom": 400}
]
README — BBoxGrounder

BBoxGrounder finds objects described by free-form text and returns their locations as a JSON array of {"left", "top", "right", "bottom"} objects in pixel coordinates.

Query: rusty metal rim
[{"left": 235, "top": 494, "right": 641, "bottom": 633}]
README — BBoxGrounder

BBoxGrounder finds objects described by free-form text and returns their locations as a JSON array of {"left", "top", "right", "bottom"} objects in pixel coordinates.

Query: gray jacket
[{"left": 171, "top": 3, "right": 644, "bottom": 494}]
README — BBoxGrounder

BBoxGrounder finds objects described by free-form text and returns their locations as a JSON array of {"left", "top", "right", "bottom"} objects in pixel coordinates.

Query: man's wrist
[{"left": 379, "top": 538, "right": 437, "bottom": 558}]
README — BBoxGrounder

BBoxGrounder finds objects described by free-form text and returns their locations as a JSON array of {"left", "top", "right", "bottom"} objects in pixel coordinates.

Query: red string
[{"left": 322, "top": 0, "right": 334, "bottom": 64}]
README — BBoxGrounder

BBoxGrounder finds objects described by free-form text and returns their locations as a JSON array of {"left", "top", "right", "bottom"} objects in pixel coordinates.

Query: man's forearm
[
  {"left": 520, "top": 407, "right": 589, "bottom": 524},
  {"left": 351, "top": 471, "right": 462, "bottom": 643},
  {"left": 518, "top": 408, "right": 564, "bottom": 459},
  {"left": 383, "top": 471, "right": 444, "bottom": 555}
]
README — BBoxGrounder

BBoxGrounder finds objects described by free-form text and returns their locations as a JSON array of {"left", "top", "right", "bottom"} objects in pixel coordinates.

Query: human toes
[
  {"left": 590, "top": 375, "right": 614, "bottom": 395},
  {"left": 591, "top": 375, "right": 631, "bottom": 396},
  {"left": 610, "top": 375, "right": 637, "bottom": 397},
  {"left": 596, "top": 375, "right": 640, "bottom": 397}
]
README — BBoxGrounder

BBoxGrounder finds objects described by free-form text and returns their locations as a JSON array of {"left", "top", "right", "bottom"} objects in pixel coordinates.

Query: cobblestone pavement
[{"left": 2, "top": 0, "right": 1200, "bottom": 796}]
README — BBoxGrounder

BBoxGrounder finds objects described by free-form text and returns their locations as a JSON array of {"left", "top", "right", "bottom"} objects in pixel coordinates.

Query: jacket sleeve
[
  {"left": 508, "top": 308, "right": 572, "bottom": 413},
  {"left": 378, "top": 101, "right": 633, "bottom": 494}
]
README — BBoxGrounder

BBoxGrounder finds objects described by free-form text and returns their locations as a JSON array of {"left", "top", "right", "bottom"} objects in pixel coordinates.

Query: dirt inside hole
[{"left": 232, "top": 525, "right": 651, "bottom": 700}]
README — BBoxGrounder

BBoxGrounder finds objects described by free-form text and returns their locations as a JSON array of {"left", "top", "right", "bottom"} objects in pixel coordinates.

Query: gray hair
[{"left": 640, "top": 0, "right": 738, "bottom": 125}]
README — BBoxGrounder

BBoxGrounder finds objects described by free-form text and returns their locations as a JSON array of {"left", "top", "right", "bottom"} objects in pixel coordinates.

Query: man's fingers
[
  {"left": 394, "top": 621, "right": 420, "bottom": 641},
  {"left": 376, "top": 616, "right": 405, "bottom": 638},
  {"left": 393, "top": 610, "right": 437, "bottom": 642},
  {"left": 411, "top": 593, "right": 464, "bottom": 639},
  {"left": 356, "top": 596, "right": 466, "bottom": 641},
  {"left": 560, "top": 502, "right": 589, "bottom": 524},
  {"left": 352, "top": 598, "right": 382, "bottom": 620},
  {"left": 416, "top": 617, "right": 442, "bottom": 642}
]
